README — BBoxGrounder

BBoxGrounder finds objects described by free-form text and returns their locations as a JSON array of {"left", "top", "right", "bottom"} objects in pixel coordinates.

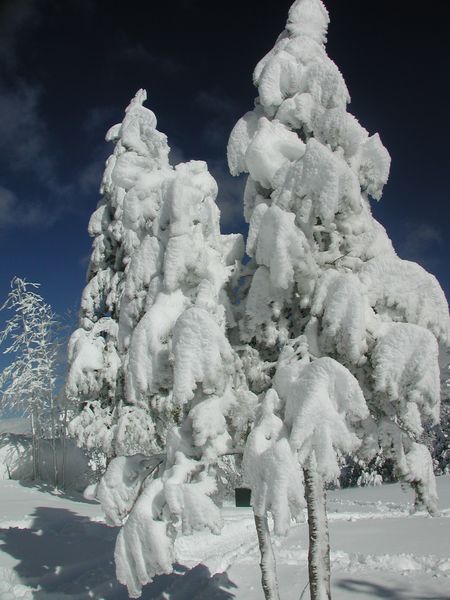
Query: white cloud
[
  {"left": 0, "top": 81, "right": 56, "bottom": 186},
  {"left": 0, "top": 1, "right": 91, "bottom": 229},
  {"left": 0, "top": 1, "right": 62, "bottom": 194}
]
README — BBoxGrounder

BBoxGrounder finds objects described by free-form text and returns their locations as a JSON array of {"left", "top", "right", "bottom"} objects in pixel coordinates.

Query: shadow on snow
[
  {"left": 0, "top": 506, "right": 237, "bottom": 599},
  {"left": 336, "top": 578, "right": 449, "bottom": 600}
]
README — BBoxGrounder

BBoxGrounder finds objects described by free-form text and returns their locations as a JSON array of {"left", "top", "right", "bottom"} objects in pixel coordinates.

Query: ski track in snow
[{"left": 0, "top": 478, "right": 449, "bottom": 599}]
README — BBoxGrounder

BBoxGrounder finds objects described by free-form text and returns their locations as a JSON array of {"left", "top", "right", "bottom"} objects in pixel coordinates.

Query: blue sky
[{"left": 0, "top": 0, "right": 448, "bottom": 336}]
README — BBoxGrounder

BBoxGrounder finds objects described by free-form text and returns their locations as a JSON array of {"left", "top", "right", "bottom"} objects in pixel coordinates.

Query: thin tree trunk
[
  {"left": 50, "top": 392, "right": 58, "bottom": 488},
  {"left": 35, "top": 405, "right": 41, "bottom": 482},
  {"left": 303, "top": 456, "right": 331, "bottom": 600},
  {"left": 253, "top": 511, "right": 280, "bottom": 600},
  {"left": 31, "top": 408, "right": 38, "bottom": 481},
  {"left": 61, "top": 405, "right": 68, "bottom": 489}
]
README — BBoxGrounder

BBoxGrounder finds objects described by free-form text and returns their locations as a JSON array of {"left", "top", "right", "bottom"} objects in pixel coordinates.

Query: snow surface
[{"left": 0, "top": 477, "right": 449, "bottom": 599}]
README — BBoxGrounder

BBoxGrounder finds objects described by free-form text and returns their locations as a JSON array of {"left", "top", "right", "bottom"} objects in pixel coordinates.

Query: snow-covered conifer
[
  {"left": 67, "top": 90, "right": 174, "bottom": 462},
  {"left": 228, "top": 0, "right": 449, "bottom": 597},
  {"left": 110, "top": 152, "right": 252, "bottom": 597},
  {"left": 72, "top": 91, "right": 254, "bottom": 598}
]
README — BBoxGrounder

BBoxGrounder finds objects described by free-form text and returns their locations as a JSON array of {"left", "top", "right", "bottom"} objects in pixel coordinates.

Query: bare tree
[{"left": 0, "top": 277, "right": 60, "bottom": 485}]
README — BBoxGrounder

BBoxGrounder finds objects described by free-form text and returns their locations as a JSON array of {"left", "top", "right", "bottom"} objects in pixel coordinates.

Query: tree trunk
[
  {"left": 31, "top": 408, "right": 38, "bottom": 481},
  {"left": 61, "top": 405, "right": 68, "bottom": 489},
  {"left": 303, "top": 456, "right": 331, "bottom": 600},
  {"left": 50, "top": 392, "right": 58, "bottom": 488},
  {"left": 35, "top": 408, "right": 41, "bottom": 482},
  {"left": 253, "top": 511, "right": 280, "bottom": 600}
]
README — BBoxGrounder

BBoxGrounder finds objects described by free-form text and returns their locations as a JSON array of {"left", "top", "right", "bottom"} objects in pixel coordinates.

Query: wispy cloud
[
  {"left": 0, "top": 185, "right": 57, "bottom": 228},
  {"left": 0, "top": 81, "right": 56, "bottom": 185},
  {"left": 400, "top": 222, "right": 444, "bottom": 257},
  {"left": 0, "top": 1, "right": 109, "bottom": 230},
  {"left": 0, "top": 1, "right": 53, "bottom": 183},
  {"left": 0, "top": 0, "right": 67, "bottom": 226}
]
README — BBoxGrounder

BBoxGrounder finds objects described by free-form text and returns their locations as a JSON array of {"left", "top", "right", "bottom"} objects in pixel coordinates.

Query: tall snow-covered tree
[
  {"left": 228, "top": 0, "right": 449, "bottom": 598},
  {"left": 0, "top": 277, "right": 60, "bottom": 483},
  {"left": 67, "top": 90, "right": 178, "bottom": 463},
  {"left": 71, "top": 91, "right": 254, "bottom": 598}
]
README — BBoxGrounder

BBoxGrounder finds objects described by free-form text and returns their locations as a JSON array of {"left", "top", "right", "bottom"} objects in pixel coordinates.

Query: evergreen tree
[
  {"left": 67, "top": 90, "right": 176, "bottom": 464},
  {"left": 71, "top": 91, "right": 254, "bottom": 598},
  {"left": 228, "top": 0, "right": 449, "bottom": 598}
]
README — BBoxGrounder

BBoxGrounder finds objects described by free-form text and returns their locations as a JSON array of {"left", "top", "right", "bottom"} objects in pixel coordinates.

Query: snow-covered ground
[{"left": 0, "top": 477, "right": 448, "bottom": 599}]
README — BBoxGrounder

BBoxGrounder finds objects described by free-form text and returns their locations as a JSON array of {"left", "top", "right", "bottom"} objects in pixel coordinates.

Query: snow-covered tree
[
  {"left": 243, "top": 386, "right": 305, "bottom": 600},
  {"left": 67, "top": 90, "right": 177, "bottom": 466},
  {"left": 71, "top": 91, "right": 254, "bottom": 598},
  {"left": 228, "top": 0, "right": 449, "bottom": 598},
  {"left": 0, "top": 277, "right": 60, "bottom": 483}
]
